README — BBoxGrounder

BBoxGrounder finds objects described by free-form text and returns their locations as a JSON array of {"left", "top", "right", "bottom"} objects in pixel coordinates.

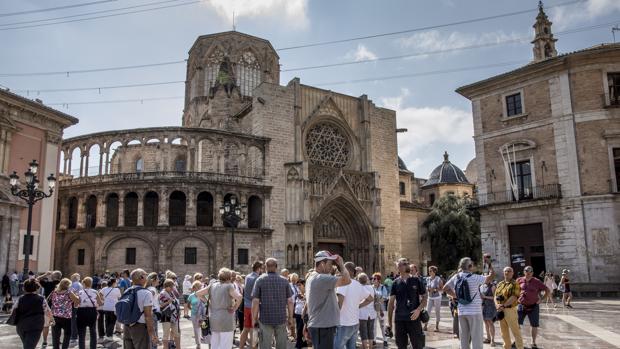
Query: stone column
[
  {"left": 187, "top": 188, "right": 196, "bottom": 226},
  {"left": 76, "top": 195, "right": 86, "bottom": 229},
  {"left": 104, "top": 150, "right": 110, "bottom": 175},
  {"left": 214, "top": 191, "right": 223, "bottom": 226},
  {"left": 137, "top": 191, "right": 144, "bottom": 227},
  {"left": 98, "top": 151, "right": 104, "bottom": 176},
  {"left": 239, "top": 191, "right": 248, "bottom": 228},
  {"left": 118, "top": 195, "right": 125, "bottom": 227},
  {"left": 83, "top": 153, "right": 89, "bottom": 177},
  {"left": 158, "top": 189, "right": 169, "bottom": 226},
  {"left": 59, "top": 197, "right": 69, "bottom": 230},
  {"left": 96, "top": 193, "right": 106, "bottom": 227},
  {"left": 1, "top": 132, "right": 12, "bottom": 174},
  {"left": 67, "top": 156, "right": 72, "bottom": 177}
]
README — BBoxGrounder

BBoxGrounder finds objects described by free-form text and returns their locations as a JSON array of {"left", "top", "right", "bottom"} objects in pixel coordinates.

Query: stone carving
[
  {"left": 316, "top": 215, "right": 345, "bottom": 239},
  {"left": 305, "top": 123, "right": 351, "bottom": 168}
]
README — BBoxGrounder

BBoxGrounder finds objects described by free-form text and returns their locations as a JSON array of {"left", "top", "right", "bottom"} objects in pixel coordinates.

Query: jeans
[
  {"left": 259, "top": 321, "right": 288, "bottom": 349},
  {"left": 308, "top": 327, "right": 336, "bottom": 349},
  {"left": 294, "top": 314, "right": 307, "bottom": 348},
  {"left": 70, "top": 307, "right": 78, "bottom": 340},
  {"left": 394, "top": 320, "right": 424, "bottom": 349},
  {"left": 52, "top": 317, "right": 72, "bottom": 349},
  {"left": 334, "top": 324, "right": 358, "bottom": 349},
  {"left": 76, "top": 307, "right": 98, "bottom": 349},
  {"left": 191, "top": 316, "right": 202, "bottom": 346},
  {"left": 458, "top": 314, "right": 484, "bottom": 349},
  {"left": 97, "top": 310, "right": 117, "bottom": 338},
  {"left": 18, "top": 328, "right": 42, "bottom": 349}
]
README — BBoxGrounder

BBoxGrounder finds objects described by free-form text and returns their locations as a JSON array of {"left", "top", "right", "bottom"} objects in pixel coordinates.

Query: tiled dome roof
[{"left": 421, "top": 151, "right": 469, "bottom": 188}]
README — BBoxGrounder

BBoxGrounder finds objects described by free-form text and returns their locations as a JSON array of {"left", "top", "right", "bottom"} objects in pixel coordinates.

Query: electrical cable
[
  {"left": 0, "top": 0, "right": 200, "bottom": 31},
  {"left": 38, "top": 60, "right": 525, "bottom": 106},
  {"left": 0, "top": 0, "right": 118, "bottom": 18}
]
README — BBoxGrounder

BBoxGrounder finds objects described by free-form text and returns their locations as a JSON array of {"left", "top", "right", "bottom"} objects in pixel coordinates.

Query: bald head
[
  {"left": 265, "top": 258, "right": 278, "bottom": 272},
  {"left": 130, "top": 268, "right": 147, "bottom": 286}
]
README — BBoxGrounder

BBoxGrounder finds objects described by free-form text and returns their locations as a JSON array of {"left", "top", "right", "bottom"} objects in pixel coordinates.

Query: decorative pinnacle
[
  {"left": 538, "top": 1, "right": 544, "bottom": 11},
  {"left": 443, "top": 151, "right": 449, "bottom": 162}
]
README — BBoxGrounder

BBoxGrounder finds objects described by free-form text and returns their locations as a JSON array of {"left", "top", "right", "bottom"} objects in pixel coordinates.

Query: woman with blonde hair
[
  {"left": 50, "top": 278, "right": 79, "bottom": 349},
  {"left": 76, "top": 277, "right": 103, "bottom": 349},
  {"left": 209, "top": 268, "right": 242, "bottom": 349},
  {"left": 160, "top": 278, "right": 181, "bottom": 349}
]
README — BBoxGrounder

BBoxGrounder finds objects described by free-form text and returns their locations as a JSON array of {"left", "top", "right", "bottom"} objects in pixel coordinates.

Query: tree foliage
[{"left": 422, "top": 194, "right": 481, "bottom": 276}]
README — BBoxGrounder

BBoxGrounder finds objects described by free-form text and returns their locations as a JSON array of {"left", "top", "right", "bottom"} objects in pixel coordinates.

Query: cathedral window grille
[
  {"left": 204, "top": 50, "right": 225, "bottom": 93},
  {"left": 77, "top": 249, "right": 85, "bottom": 266},
  {"left": 235, "top": 51, "right": 261, "bottom": 97},
  {"left": 238, "top": 248, "right": 249, "bottom": 265},
  {"left": 85, "top": 195, "right": 97, "bottom": 229},
  {"left": 106, "top": 193, "right": 119, "bottom": 227},
  {"left": 143, "top": 191, "right": 159, "bottom": 227},
  {"left": 125, "top": 248, "right": 136, "bottom": 265},
  {"left": 197, "top": 191, "right": 214, "bottom": 227},
  {"left": 124, "top": 192, "right": 139, "bottom": 227},
  {"left": 184, "top": 247, "right": 197, "bottom": 265},
  {"left": 169, "top": 191, "right": 187, "bottom": 226},
  {"left": 305, "top": 123, "right": 351, "bottom": 168}
]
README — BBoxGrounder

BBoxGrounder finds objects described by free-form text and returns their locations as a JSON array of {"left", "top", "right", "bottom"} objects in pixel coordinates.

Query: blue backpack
[
  {"left": 455, "top": 273, "right": 476, "bottom": 305},
  {"left": 115, "top": 286, "right": 145, "bottom": 325}
]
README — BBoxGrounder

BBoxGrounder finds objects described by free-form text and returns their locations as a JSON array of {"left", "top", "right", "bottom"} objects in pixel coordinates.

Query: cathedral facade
[{"left": 55, "top": 32, "right": 404, "bottom": 276}]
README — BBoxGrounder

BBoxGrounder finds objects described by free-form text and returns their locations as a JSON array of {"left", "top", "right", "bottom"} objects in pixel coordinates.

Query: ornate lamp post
[
  {"left": 219, "top": 195, "right": 245, "bottom": 269},
  {"left": 9, "top": 159, "right": 56, "bottom": 280}
]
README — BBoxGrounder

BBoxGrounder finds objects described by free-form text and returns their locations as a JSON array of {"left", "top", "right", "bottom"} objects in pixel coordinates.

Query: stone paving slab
[{"left": 0, "top": 299, "right": 618, "bottom": 348}]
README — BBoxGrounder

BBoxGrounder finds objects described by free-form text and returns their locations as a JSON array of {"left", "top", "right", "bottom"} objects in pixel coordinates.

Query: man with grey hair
[
  {"left": 252, "top": 258, "right": 294, "bottom": 349},
  {"left": 443, "top": 257, "right": 495, "bottom": 349},
  {"left": 122, "top": 268, "right": 157, "bottom": 349}
]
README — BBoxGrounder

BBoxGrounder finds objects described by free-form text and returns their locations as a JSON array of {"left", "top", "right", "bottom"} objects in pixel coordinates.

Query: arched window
[
  {"left": 136, "top": 158, "right": 144, "bottom": 173},
  {"left": 196, "top": 192, "right": 214, "bottom": 227},
  {"left": 204, "top": 49, "right": 225, "bottom": 94},
  {"left": 223, "top": 193, "right": 234, "bottom": 228},
  {"left": 169, "top": 191, "right": 186, "bottom": 226},
  {"left": 294, "top": 245, "right": 300, "bottom": 266},
  {"left": 235, "top": 51, "right": 261, "bottom": 97},
  {"left": 399, "top": 182, "right": 406, "bottom": 196},
  {"left": 143, "top": 191, "right": 159, "bottom": 227},
  {"left": 106, "top": 193, "right": 119, "bottom": 227},
  {"left": 247, "top": 195, "right": 262, "bottom": 229},
  {"left": 124, "top": 192, "right": 138, "bottom": 227},
  {"left": 68, "top": 197, "right": 78, "bottom": 229},
  {"left": 287, "top": 245, "right": 293, "bottom": 267}
]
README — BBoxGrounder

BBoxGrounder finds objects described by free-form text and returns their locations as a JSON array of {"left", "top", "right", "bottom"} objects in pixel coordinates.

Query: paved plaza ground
[{"left": 1, "top": 298, "right": 619, "bottom": 348}]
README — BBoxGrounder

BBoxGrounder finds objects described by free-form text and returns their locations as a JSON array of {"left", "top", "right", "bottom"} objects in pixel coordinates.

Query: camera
[
  {"left": 494, "top": 310, "right": 505, "bottom": 321},
  {"left": 495, "top": 295, "right": 505, "bottom": 303}
]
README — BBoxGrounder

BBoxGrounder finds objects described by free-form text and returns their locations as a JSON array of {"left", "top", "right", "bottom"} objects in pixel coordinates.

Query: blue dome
[{"left": 421, "top": 151, "right": 469, "bottom": 188}]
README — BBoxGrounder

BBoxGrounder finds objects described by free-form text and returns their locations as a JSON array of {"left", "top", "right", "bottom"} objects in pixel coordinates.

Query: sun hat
[
  {"left": 314, "top": 250, "right": 338, "bottom": 262},
  {"left": 562, "top": 269, "right": 570, "bottom": 274}
]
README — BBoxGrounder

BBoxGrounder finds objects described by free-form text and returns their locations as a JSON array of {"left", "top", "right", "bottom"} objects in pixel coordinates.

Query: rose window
[{"left": 305, "top": 123, "right": 351, "bottom": 168}]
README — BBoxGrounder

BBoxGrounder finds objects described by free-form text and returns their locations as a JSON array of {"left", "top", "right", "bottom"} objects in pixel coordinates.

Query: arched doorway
[{"left": 312, "top": 196, "right": 374, "bottom": 271}]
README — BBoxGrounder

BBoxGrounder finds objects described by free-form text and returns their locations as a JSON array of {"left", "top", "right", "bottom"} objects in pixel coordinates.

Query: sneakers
[
  {"left": 41, "top": 342, "right": 47, "bottom": 348},
  {"left": 68, "top": 340, "right": 77, "bottom": 348}
]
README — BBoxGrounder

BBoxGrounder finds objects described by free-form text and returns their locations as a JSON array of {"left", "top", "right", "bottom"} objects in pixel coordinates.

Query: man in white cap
[{"left": 305, "top": 251, "right": 351, "bottom": 349}]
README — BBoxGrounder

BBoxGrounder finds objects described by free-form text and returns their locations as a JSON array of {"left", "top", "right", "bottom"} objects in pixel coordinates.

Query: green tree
[{"left": 422, "top": 193, "right": 481, "bottom": 276}]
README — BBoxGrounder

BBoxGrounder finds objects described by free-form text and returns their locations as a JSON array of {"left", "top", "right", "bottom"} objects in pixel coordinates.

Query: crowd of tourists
[{"left": 2, "top": 251, "right": 571, "bottom": 349}]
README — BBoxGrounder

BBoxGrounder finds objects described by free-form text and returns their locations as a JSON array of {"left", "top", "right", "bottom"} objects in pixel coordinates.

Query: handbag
[
  {"left": 419, "top": 309, "right": 430, "bottom": 323},
  {"left": 6, "top": 308, "right": 18, "bottom": 326}
]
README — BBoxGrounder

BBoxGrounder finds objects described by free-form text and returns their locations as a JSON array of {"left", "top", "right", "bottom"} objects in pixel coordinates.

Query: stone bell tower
[
  {"left": 182, "top": 31, "right": 280, "bottom": 131},
  {"left": 532, "top": 1, "right": 557, "bottom": 62}
]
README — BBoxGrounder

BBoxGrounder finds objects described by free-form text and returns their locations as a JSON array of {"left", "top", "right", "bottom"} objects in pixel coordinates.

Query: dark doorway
[
  {"left": 143, "top": 191, "right": 159, "bottom": 227},
  {"left": 169, "top": 191, "right": 186, "bottom": 226},
  {"left": 508, "top": 223, "right": 545, "bottom": 277},
  {"left": 316, "top": 242, "right": 344, "bottom": 257},
  {"left": 68, "top": 196, "right": 78, "bottom": 229},
  {"left": 106, "top": 193, "right": 119, "bottom": 227},
  {"left": 196, "top": 192, "right": 213, "bottom": 227},
  {"left": 124, "top": 192, "right": 138, "bottom": 227},
  {"left": 247, "top": 196, "right": 262, "bottom": 229}
]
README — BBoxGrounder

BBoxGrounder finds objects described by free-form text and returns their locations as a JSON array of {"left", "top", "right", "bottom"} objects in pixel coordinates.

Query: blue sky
[{"left": 1, "top": 0, "right": 618, "bottom": 179}]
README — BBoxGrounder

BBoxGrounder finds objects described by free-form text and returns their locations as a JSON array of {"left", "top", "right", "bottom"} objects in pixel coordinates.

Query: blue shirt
[
  {"left": 244, "top": 272, "right": 259, "bottom": 309},
  {"left": 251, "top": 272, "right": 292, "bottom": 325},
  {"left": 119, "top": 278, "right": 130, "bottom": 291}
]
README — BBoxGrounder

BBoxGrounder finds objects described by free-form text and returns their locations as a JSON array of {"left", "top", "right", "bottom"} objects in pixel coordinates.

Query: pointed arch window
[{"left": 235, "top": 51, "right": 261, "bottom": 97}]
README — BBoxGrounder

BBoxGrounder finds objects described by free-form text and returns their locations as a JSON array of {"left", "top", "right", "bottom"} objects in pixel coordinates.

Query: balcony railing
[
  {"left": 59, "top": 171, "right": 265, "bottom": 187},
  {"left": 469, "top": 184, "right": 561, "bottom": 207},
  {"left": 604, "top": 86, "right": 620, "bottom": 107}
]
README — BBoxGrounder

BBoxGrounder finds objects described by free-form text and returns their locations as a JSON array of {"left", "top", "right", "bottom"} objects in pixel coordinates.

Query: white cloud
[
  {"left": 205, "top": 0, "right": 309, "bottom": 29},
  {"left": 396, "top": 30, "right": 525, "bottom": 58},
  {"left": 550, "top": 0, "right": 620, "bottom": 30},
  {"left": 345, "top": 44, "right": 378, "bottom": 62},
  {"left": 379, "top": 89, "right": 473, "bottom": 173}
]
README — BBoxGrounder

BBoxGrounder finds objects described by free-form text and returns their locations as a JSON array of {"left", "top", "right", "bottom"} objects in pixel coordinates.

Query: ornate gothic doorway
[{"left": 313, "top": 196, "right": 374, "bottom": 271}]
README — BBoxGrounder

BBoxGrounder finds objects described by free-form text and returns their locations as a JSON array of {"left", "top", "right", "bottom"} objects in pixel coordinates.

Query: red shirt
[{"left": 517, "top": 277, "right": 547, "bottom": 306}]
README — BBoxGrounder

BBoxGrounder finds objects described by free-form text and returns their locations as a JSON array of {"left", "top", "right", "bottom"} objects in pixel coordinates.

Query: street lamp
[
  {"left": 219, "top": 195, "right": 246, "bottom": 269},
  {"left": 9, "top": 159, "right": 56, "bottom": 280}
]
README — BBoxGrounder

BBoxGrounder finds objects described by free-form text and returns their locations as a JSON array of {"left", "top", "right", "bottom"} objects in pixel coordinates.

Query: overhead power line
[
  {"left": 0, "top": 0, "right": 200, "bottom": 31},
  {"left": 0, "top": 0, "right": 118, "bottom": 18},
  {"left": 0, "top": 60, "right": 186, "bottom": 78},
  {"left": 276, "top": 0, "right": 586, "bottom": 51},
  {"left": 38, "top": 60, "right": 524, "bottom": 107}
]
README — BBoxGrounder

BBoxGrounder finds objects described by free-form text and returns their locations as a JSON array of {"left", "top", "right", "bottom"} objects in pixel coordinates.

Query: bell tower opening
[{"left": 531, "top": 1, "right": 557, "bottom": 62}]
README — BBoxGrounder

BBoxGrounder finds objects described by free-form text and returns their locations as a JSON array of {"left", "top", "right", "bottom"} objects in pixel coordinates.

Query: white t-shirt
[
  {"left": 183, "top": 280, "right": 192, "bottom": 295},
  {"left": 78, "top": 288, "right": 99, "bottom": 308},
  {"left": 100, "top": 287, "right": 121, "bottom": 312},
  {"left": 358, "top": 285, "right": 377, "bottom": 320},
  {"left": 135, "top": 287, "right": 154, "bottom": 324},
  {"left": 445, "top": 272, "right": 486, "bottom": 316},
  {"left": 148, "top": 286, "right": 160, "bottom": 312},
  {"left": 336, "top": 279, "right": 373, "bottom": 326}
]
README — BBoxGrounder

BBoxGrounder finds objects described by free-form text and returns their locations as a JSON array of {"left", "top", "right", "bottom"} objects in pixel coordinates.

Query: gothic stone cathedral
[{"left": 55, "top": 32, "right": 413, "bottom": 276}]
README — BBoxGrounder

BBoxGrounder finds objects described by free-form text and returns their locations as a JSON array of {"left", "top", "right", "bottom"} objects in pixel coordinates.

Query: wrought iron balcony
[{"left": 469, "top": 183, "right": 561, "bottom": 207}]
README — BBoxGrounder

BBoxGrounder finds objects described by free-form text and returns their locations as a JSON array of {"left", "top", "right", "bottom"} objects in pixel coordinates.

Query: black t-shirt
[
  {"left": 390, "top": 276, "right": 426, "bottom": 321},
  {"left": 40, "top": 279, "right": 60, "bottom": 299}
]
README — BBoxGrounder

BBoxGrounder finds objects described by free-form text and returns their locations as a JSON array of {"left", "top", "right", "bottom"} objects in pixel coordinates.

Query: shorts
[
  {"left": 182, "top": 294, "right": 189, "bottom": 304},
  {"left": 243, "top": 307, "right": 252, "bottom": 329},
  {"left": 359, "top": 319, "right": 375, "bottom": 340},
  {"left": 161, "top": 321, "right": 180, "bottom": 340},
  {"left": 518, "top": 303, "right": 540, "bottom": 327}
]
